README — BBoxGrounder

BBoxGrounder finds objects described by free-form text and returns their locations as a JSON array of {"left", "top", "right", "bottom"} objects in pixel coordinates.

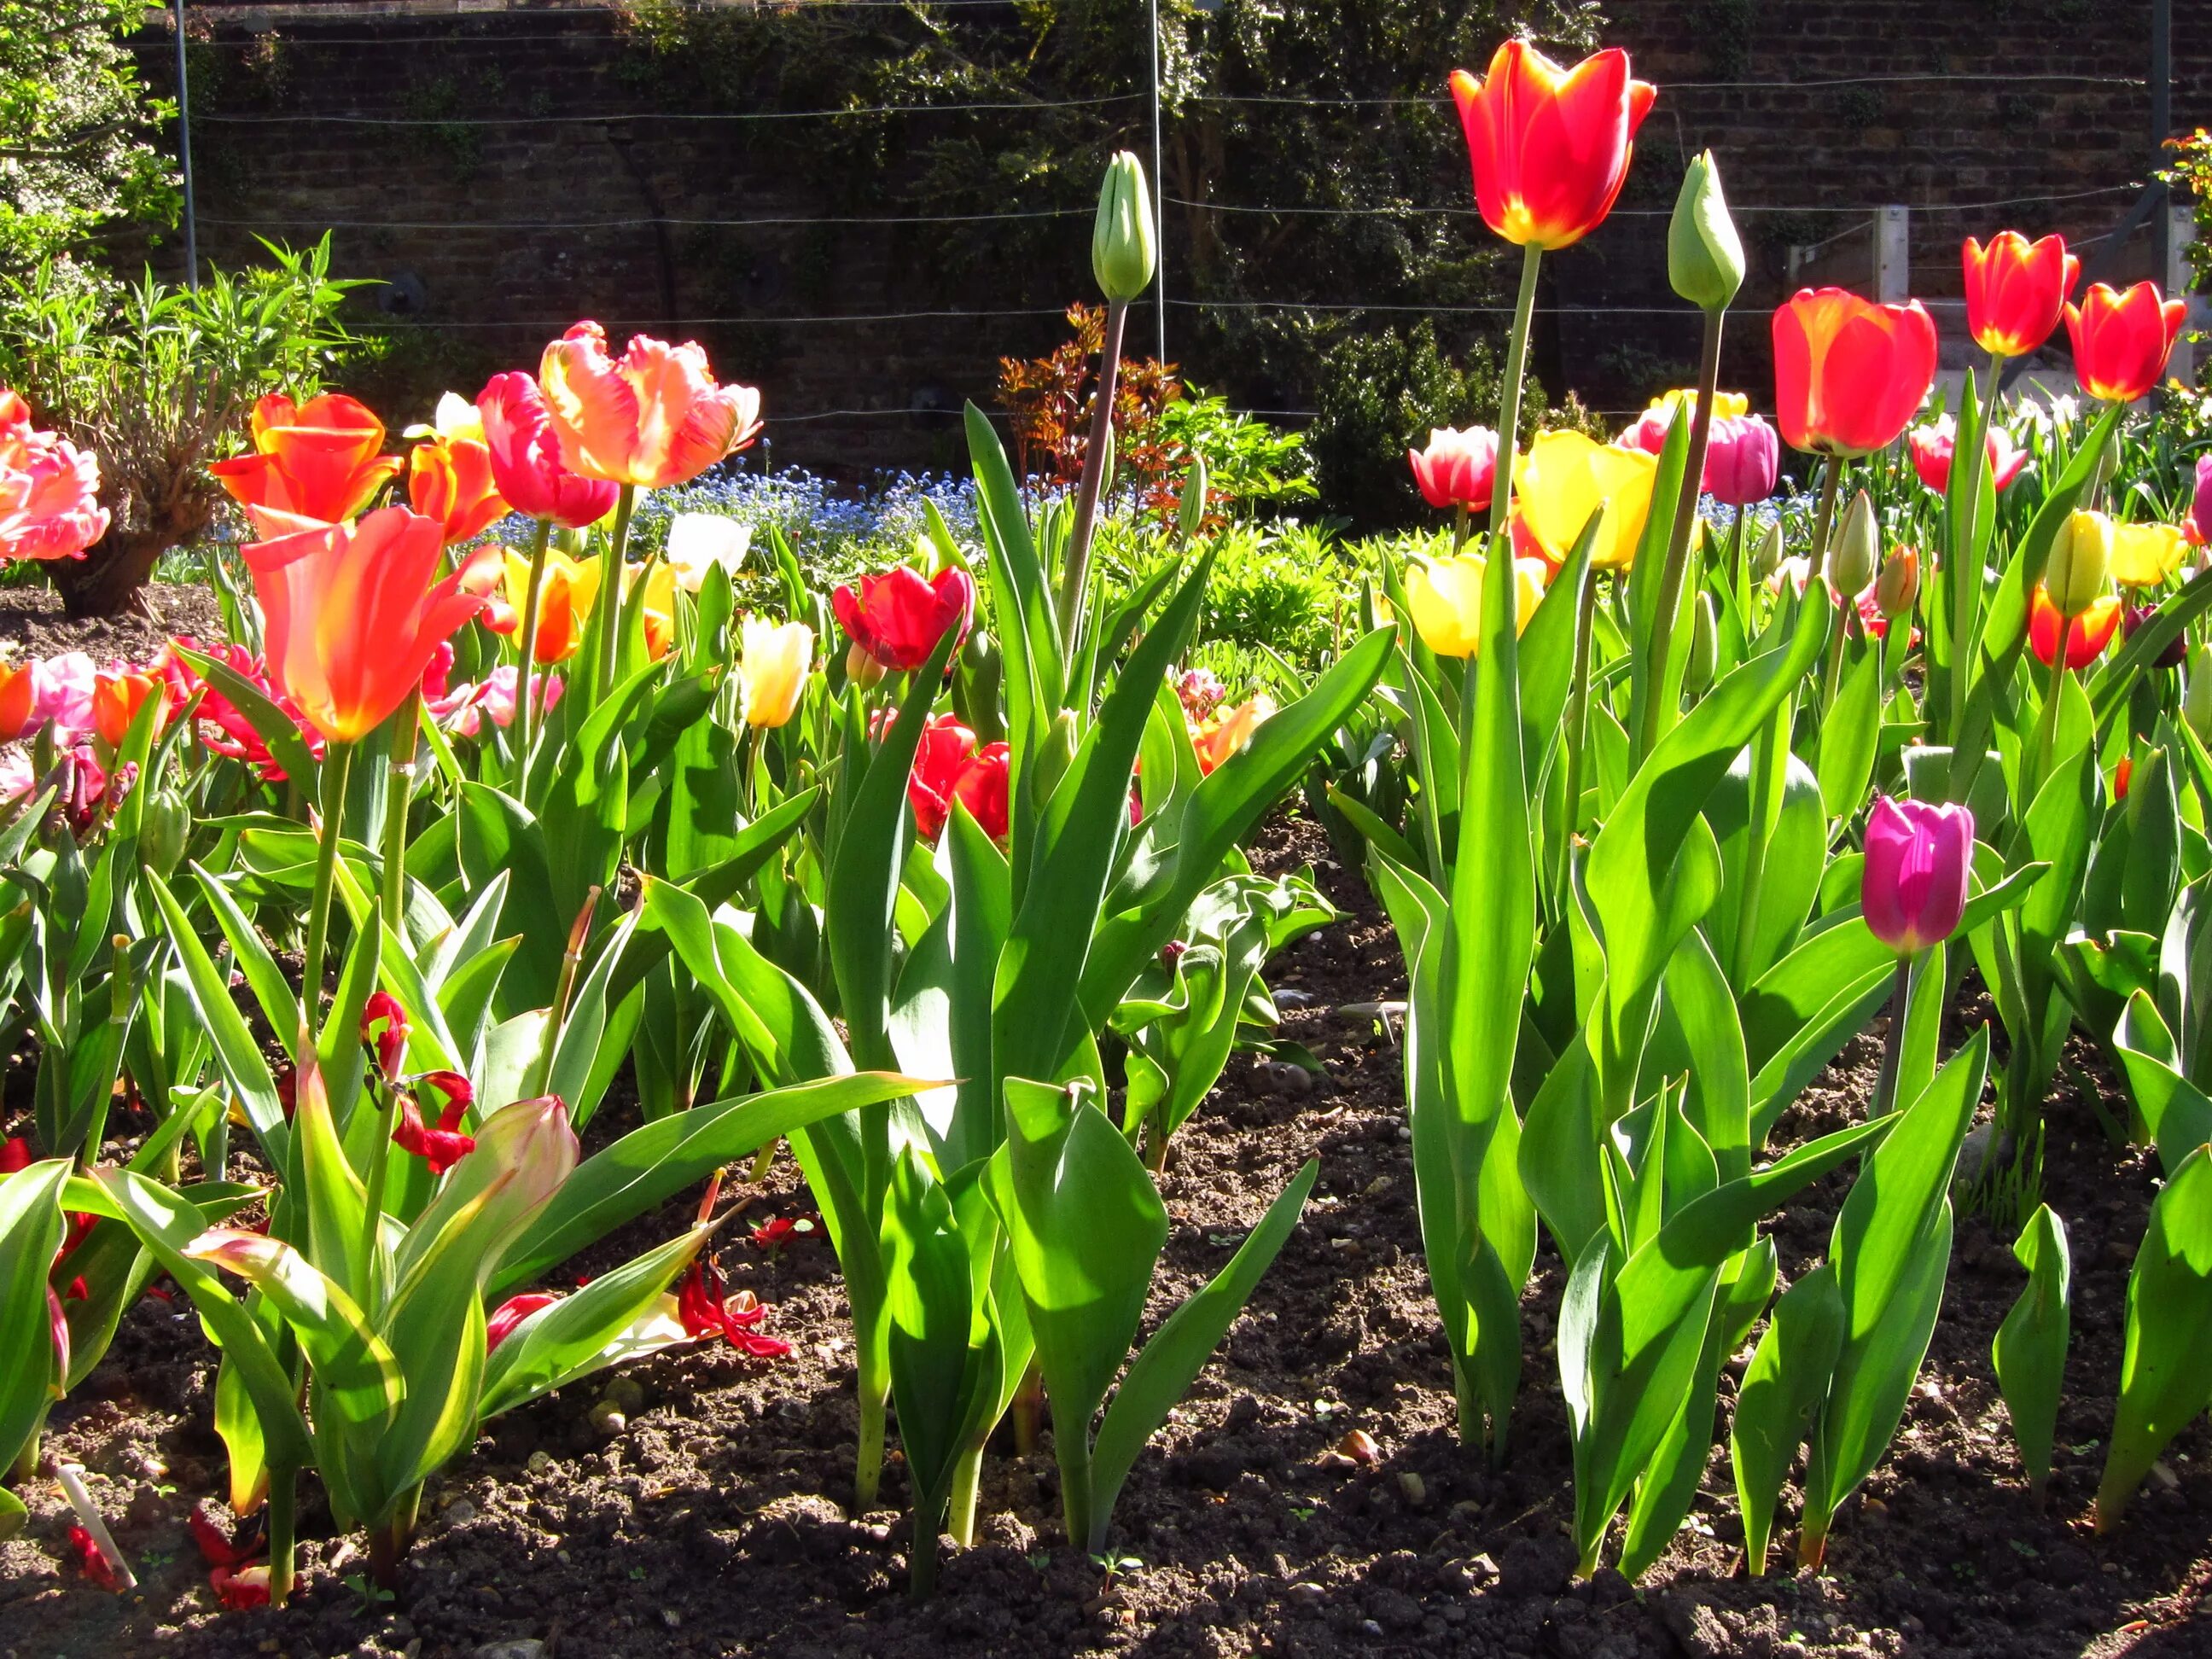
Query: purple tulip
[
  {"left": 1703, "top": 414, "right": 1780, "bottom": 506},
  {"left": 2191, "top": 452, "right": 2212, "bottom": 550},
  {"left": 1862, "top": 796, "right": 1975, "bottom": 956}
]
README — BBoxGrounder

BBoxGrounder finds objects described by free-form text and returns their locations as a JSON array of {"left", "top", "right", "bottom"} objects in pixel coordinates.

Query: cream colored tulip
[{"left": 740, "top": 616, "right": 813, "bottom": 729}]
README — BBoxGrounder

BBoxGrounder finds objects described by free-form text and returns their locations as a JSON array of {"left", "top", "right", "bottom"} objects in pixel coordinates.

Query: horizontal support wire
[{"left": 194, "top": 94, "right": 1141, "bottom": 125}]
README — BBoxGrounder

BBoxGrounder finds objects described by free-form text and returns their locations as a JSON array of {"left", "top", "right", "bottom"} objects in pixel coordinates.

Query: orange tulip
[
  {"left": 538, "top": 322, "right": 763, "bottom": 488},
  {"left": 2028, "top": 585, "right": 2122, "bottom": 671},
  {"left": 496, "top": 546, "right": 602, "bottom": 666},
  {"left": 1772, "top": 288, "right": 1938, "bottom": 458},
  {"left": 209, "top": 393, "right": 404, "bottom": 538},
  {"left": 406, "top": 395, "right": 509, "bottom": 545},
  {"left": 1962, "top": 233, "right": 2079, "bottom": 360},
  {"left": 91, "top": 667, "right": 170, "bottom": 748},
  {"left": 1448, "top": 39, "right": 1656, "bottom": 251},
  {"left": 2065, "top": 281, "right": 2188, "bottom": 405},
  {"left": 244, "top": 507, "right": 499, "bottom": 743},
  {"left": 0, "top": 659, "right": 35, "bottom": 740}
]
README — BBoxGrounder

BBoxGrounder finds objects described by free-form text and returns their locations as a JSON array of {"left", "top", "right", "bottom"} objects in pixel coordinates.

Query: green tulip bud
[
  {"left": 1032, "top": 708, "right": 1081, "bottom": 806},
  {"left": 1831, "top": 488, "right": 1879, "bottom": 597},
  {"left": 142, "top": 790, "right": 190, "bottom": 879},
  {"left": 2046, "top": 509, "right": 2113, "bottom": 619},
  {"left": 1684, "top": 591, "right": 1718, "bottom": 696},
  {"left": 1092, "top": 150, "right": 1157, "bottom": 305},
  {"left": 1751, "top": 518, "right": 1784, "bottom": 580},
  {"left": 2187, "top": 648, "right": 2212, "bottom": 742},
  {"left": 1668, "top": 150, "right": 1745, "bottom": 314},
  {"left": 1177, "top": 451, "right": 1211, "bottom": 544},
  {"left": 1875, "top": 544, "right": 1920, "bottom": 620}
]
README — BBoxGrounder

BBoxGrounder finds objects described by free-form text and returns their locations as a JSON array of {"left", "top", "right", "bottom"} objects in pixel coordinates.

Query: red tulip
[
  {"left": 361, "top": 990, "right": 409, "bottom": 1079},
  {"left": 952, "top": 740, "right": 1012, "bottom": 841},
  {"left": 1448, "top": 39, "right": 1656, "bottom": 251},
  {"left": 1773, "top": 288, "right": 1937, "bottom": 457},
  {"left": 676, "top": 1256, "right": 791, "bottom": 1358},
  {"left": 2028, "top": 585, "right": 2122, "bottom": 670},
  {"left": 0, "top": 391, "right": 108, "bottom": 562},
  {"left": 486, "top": 1292, "right": 560, "bottom": 1353},
  {"left": 1861, "top": 795, "right": 1974, "bottom": 957},
  {"left": 538, "top": 322, "right": 762, "bottom": 488},
  {"left": 906, "top": 712, "right": 979, "bottom": 841},
  {"left": 2065, "top": 281, "right": 2188, "bottom": 404},
  {"left": 392, "top": 1071, "right": 475, "bottom": 1175},
  {"left": 475, "top": 372, "right": 621, "bottom": 529},
  {"left": 1407, "top": 426, "right": 1499, "bottom": 512},
  {"left": 165, "top": 637, "right": 324, "bottom": 781},
  {"left": 1963, "top": 232, "right": 2079, "bottom": 359},
  {"left": 0, "top": 1135, "right": 28, "bottom": 1172},
  {"left": 244, "top": 507, "right": 499, "bottom": 743},
  {"left": 833, "top": 566, "right": 975, "bottom": 672},
  {"left": 65, "top": 1524, "right": 120, "bottom": 1591},
  {"left": 1908, "top": 416, "right": 2027, "bottom": 494},
  {"left": 2114, "top": 756, "right": 2133, "bottom": 801},
  {"left": 1769, "top": 285, "right": 1929, "bottom": 455},
  {"left": 208, "top": 393, "right": 403, "bottom": 538}
]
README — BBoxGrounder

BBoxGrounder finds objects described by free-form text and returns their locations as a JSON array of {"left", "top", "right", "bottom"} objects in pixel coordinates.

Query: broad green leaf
[
  {"left": 1731, "top": 1263, "right": 1844, "bottom": 1575},
  {"left": 2095, "top": 1146, "right": 2212, "bottom": 1528},
  {"left": 480, "top": 1225, "right": 708, "bottom": 1417},
  {"left": 1994, "top": 1203, "right": 2070, "bottom": 1496}
]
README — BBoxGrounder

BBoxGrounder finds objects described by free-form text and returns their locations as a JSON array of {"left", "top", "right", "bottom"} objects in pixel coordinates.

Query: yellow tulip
[
  {"left": 740, "top": 616, "right": 813, "bottom": 728},
  {"left": 1516, "top": 430, "right": 1657, "bottom": 571},
  {"left": 2046, "top": 509, "right": 2114, "bottom": 618},
  {"left": 1404, "top": 554, "right": 1546, "bottom": 659},
  {"left": 2108, "top": 521, "right": 2189, "bottom": 589},
  {"left": 503, "top": 547, "right": 603, "bottom": 666},
  {"left": 1650, "top": 387, "right": 1749, "bottom": 422}
]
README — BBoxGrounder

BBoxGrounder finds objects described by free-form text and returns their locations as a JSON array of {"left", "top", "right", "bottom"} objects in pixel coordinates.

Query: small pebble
[
  {"left": 602, "top": 1377, "right": 645, "bottom": 1416},
  {"left": 526, "top": 1451, "right": 552, "bottom": 1476},
  {"left": 442, "top": 1499, "right": 478, "bottom": 1527},
  {"left": 588, "top": 1400, "right": 627, "bottom": 1437},
  {"left": 1337, "top": 1429, "right": 1380, "bottom": 1465},
  {"left": 1397, "top": 1471, "right": 1428, "bottom": 1508},
  {"left": 1286, "top": 1581, "right": 1327, "bottom": 1607}
]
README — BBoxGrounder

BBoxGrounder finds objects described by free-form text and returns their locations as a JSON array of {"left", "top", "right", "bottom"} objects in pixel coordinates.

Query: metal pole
[
  {"left": 2152, "top": 0, "right": 2172, "bottom": 292},
  {"left": 1149, "top": 0, "right": 1166, "bottom": 365},
  {"left": 173, "top": 0, "right": 198, "bottom": 289}
]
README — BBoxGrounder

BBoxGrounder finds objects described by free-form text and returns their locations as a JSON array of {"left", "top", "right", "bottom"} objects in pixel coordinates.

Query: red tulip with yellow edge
[
  {"left": 2065, "top": 281, "right": 2188, "bottom": 405},
  {"left": 244, "top": 506, "right": 500, "bottom": 744},
  {"left": 1448, "top": 40, "right": 1656, "bottom": 251},
  {"left": 1962, "top": 232, "right": 2079, "bottom": 359},
  {"left": 1772, "top": 288, "right": 1938, "bottom": 457},
  {"left": 209, "top": 393, "right": 403, "bottom": 538},
  {"left": 2028, "top": 586, "right": 2122, "bottom": 671}
]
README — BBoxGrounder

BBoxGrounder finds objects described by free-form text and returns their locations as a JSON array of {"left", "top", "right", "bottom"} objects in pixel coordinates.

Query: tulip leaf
[
  {"left": 189, "top": 862, "right": 304, "bottom": 1062},
  {"left": 1994, "top": 1202, "right": 2070, "bottom": 1497},
  {"left": 2095, "top": 1144, "right": 2212, "bottom": 1528},
  {"left": 1731, "top": 1262, "right": 1844, "bottom": 1575},
  {"left": 480, "top": 1224, "right": 710, "bottom": 1417},
  {"left": 145, "top": 870, "right": 289, "bottom": 1166},
  {"left": 1086, "top": 1157, "right": 1318, "bottom": 1551},
  {"left": 882, "top": 1147, "right": 979, "bottom": 1562},
  {"left": 964, "top": 400, "right": 1062, "bottom": 754},
  {"left": 2091, "top": 563, "right": 2212, "bottom": 728},
  {"left": 1817, "top": 643, "right": 1882, "bottom": 821},
  {"left": 457, "top": 782, "right": 563, "bottom": 1011},
  {"left": 1518, "top": 527, "right": 1596, "bottom": 794},
  {"left": 0, "top": 1159, "right": 69, "bottom": 1477},
  {"left": 2113, "top": 990, "right": 2212, "bottom": 1177}
]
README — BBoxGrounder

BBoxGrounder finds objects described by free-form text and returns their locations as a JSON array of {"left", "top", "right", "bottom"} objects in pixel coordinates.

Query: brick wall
[{"left": 139, "top": 1, "right": 2212, "bottom": 469}]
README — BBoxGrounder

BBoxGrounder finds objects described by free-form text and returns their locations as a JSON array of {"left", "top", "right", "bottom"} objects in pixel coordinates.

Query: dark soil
[
  {"left": 0, "top": 579, "right": 224, "bottom": 663},
  {"left": 3, "top": 816, "right": 2208, "bottom": 1659}
]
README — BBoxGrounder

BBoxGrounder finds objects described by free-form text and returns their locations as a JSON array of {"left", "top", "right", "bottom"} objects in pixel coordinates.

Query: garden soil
[
  {"left": 3, "top": 817, "right": 2208, "bottom": 1659},
  {"left": 0, "top": 582, "right": 223, "bottom": 665}
]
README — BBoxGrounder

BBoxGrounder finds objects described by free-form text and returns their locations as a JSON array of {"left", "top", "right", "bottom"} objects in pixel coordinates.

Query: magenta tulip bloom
[
  {"left": 1861, "top": 796, "right": 1974, "bottom": 956},
  {"left": 2190, "top": 453, "right": 2212, "bottom": 549},
  {"left": 475, "top": 371, "right": 621, "bottom": 530},
  {"left": 1703, "top": 414, "right": 1779, "bottom": 506}
]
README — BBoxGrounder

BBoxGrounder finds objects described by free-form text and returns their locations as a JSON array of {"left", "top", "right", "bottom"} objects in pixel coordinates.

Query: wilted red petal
[
  {"left": 66, "top": 1524, "right": 119, "bottom": 1590},
  {"left": 211, "top": 1563, "right": 272, "bottom": 1610}
]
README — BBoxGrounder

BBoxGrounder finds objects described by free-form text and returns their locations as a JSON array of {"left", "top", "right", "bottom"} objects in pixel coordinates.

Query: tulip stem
[
  {"left": 1551, "top": 566, "right": 1598, "bottom": 918},
  {"left": 380, "top": 687, "right": 420, "bottom": 939},
  {"left": 1806, "top": 461, "right": 1844, "bottom": 582},
  {"left": 1869, "top": 953, "right": 1915, "bottom": 1118},
  {"left": 515, "top": 516, "right": 553, "bottom": 772},
  {"left": 1451, "top": 503, "right": 1470, "bottom": 555},
  {"left": 592, "top": 484, "right": 638, "bottom": 709},
  {"left": 1487, "top": 246, "right": 1544, "bottom": 544},
  {"left": 266, "top": 1467, "right": 298, "bottom": 1607},
  {"left": 1819, "top": 590, "right": 1853, "bottom": 715},
  {"left": 2032, "top": 627, "right": 2071, "bottom": 800},
  {"left": 1057, "top": 298, "right": 1130, "bottom": 643},
  {"left": 301, "top": 741, "right": 355, "bottom": 1043},
  {"left": 1637, "top": 306, "right": 1726, "bottom": 763},
  {"left": 1947, "top": 350, "right": 2010, "bottom": 748}
]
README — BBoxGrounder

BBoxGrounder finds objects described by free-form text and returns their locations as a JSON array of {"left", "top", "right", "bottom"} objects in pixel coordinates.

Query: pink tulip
[
  {"left": 30, "top": 651, "right": 97, "bottom": 739},
  {"left": 476, "top": 371, "right": 622, "bottom": 529},
  {"left": 1908, "top": 416, "right": 2028, "bottom": 495},
  {"left": 1407, "top": 426, "right": 1499, "bottom": 512},
  {"left": 2190, "top": 453, "right": 2212, "bottom": 548},
  {"left": 1703, "top": 415, "right": 1780, "bottom": 506},
  {"left": 0, "top": 398, "right": 108, "bottom": 562},
  {"left": 1861, "top": 796, "right": 1974, "bottom": 956}
]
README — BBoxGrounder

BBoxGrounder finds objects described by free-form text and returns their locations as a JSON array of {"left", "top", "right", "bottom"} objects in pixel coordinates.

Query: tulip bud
[
  {"left": 1031, "top": 708, "right": 1080, "bottom": 806},
  {"left": 1092, "top": 151, "right": 1157, "bottom": 305},
  {"left": 1751, "top": 519, "right": 1784, "bottom": 580},
  {"left": 845, "top": 639, "right": 886, "bottom": 690},
  {"left": 1178, "top": 451, "right": 1210, "bottom": 544},
  {"left": 141, "top": 789, "right": 190, "bottom": 879},
  {"left": 1684, "top": 591, "right": 1718, "bottom": 696},
  {"left": 2046, "top": 509, "right": 2114, "bottom": 618},
  {"left": 1876, "top": 544, "right": 1920, "bottom": 620},
  {"left": 1668, "top": 150, "right": 1745, "bottom": 313},
  {"left": 2187, "top": 648, "right": 2212, "bottom": 742},
  {"left": 1831, "top": 489, "right": 1879, "bottom": 597}
]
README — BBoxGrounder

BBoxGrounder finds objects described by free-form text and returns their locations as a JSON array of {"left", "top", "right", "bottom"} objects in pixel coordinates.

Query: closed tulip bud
[
  {"left": 1831, "top": 489, "right": 1879, "bottom": 597},
  {"left": 1178, "top": 452, "right": 1210, "bottom": 543},
  {"left": 2186, "top": 648, "right": 2212, "bottom": 742},
  {"left": 1876, "top": 544, "right": 1920, "bottom": 620},
  {"left": 1751, "top": 519, "right": 1784, "bottom": 580},
  {"left": 1032, "top": 707, "right": 1080, "bottom": 805},
  {"left": 1668, "top": 150, "right": 1745, "bottom": 313},
  {"left": 1684, "top": 591, "right": 1718, "bottom": 695},
  {"left": 846, "top": 640, "right": 885, "bottom": 689},
  {"left": 1092, "top": 151, "right": 1157, "bottom": 304},
  {"left": 2046, "top": 509, "right": 2114, "bottom": 618},
  {"left": 142, "top": 789, "right": 190, "bottom": 879}
]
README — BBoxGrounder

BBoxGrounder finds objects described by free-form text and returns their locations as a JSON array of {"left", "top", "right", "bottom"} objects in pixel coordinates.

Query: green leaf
[
  {"left": 882, "top": 1147, "right": 978, "bottom": 1534},
  {"left": 480, "top": 1225, "right": 708, "bottom": 1417},
  {"left": 1994, "top": 1203, "right": 2070, "bottom": 1495},
  {"left": 2095, "top": 1144, "right": 2212, "bottom": 1528},
  {"left": 0, "top": 1160, "right": 68, "bottom": 1474},
  {"left": 1817, "top": 643, "right": 1881, "bottom": 820},
  {"left": 1731, "top": 1264, "right": 1843, "bottom": 1575},
  {"left": 1086, "top": 1159, "right": 1318, "bottom": 1550},
  {"left": 172, "top": 643, "right": 320, "bottom": 792},
  {"left": 2113, "top": 991, "right": 2212, "bottom": 1177},
  {"left": 145, "top": 870, "right": 288, "bottom": 1165}
]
